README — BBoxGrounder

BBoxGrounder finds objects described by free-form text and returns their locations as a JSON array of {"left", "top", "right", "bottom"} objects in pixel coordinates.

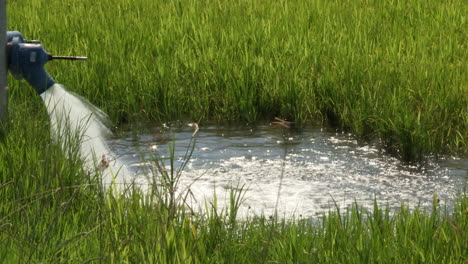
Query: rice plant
[{"left": 6, "top": 0, "right": 467, "bottom": 160}]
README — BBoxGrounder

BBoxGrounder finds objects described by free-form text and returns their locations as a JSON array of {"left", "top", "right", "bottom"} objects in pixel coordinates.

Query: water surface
[{"left": 107, "top": 123, "right": 467, "bottom": 217}]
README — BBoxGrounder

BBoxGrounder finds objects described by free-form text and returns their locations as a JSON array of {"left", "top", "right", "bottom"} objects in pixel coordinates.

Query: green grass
[
  {"left": 1, "top": 0, "right": 467, "bottom": 262},
  {"left": 6, "top": 0, "right": 467, "bottom": 160},
  {"left": 1, "top": 104, "right": 467, "bottom": 262}
]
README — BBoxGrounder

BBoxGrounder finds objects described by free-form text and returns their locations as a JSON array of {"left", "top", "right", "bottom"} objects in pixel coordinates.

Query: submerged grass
[
  {"left": 1, "top": 96, "right": 467, "bottom": 262},
  {"left": 6, "top": 0, "right": 467, "bottom": 160}
]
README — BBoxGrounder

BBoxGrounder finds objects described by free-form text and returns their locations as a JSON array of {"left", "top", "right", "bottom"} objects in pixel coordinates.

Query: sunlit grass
[
  {"left": 6, "top": 0, "right": 467, "bottom": 160},
  {"left": 1, "top": 98, "right": 467, "bottom": 262},
  {"left": 1, "top": 0, "right": 467, "bottom": 262}
]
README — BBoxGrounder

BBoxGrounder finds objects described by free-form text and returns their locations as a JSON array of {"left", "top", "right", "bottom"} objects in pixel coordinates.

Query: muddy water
[{"left": 107, "top": 123, "right": 467, "bottom": 217}]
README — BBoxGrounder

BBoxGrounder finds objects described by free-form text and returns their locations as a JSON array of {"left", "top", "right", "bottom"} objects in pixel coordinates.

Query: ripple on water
[{"left": 108, "top": 124, "right": 468, "bottom": 218}]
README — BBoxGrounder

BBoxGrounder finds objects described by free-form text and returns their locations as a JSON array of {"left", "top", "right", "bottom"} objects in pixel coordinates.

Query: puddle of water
[{"left": 107, "top": 123, "right": 468, "bottom": 217}]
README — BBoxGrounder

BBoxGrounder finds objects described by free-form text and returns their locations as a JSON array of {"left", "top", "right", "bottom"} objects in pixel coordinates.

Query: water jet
[{"left": 0, "top": 13, "right": 130, "bottom": 183}]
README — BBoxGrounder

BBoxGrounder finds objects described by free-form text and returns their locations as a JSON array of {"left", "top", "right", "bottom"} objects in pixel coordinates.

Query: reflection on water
[{"left": 107, "top": 123, "right": 467, "bottom": 217}]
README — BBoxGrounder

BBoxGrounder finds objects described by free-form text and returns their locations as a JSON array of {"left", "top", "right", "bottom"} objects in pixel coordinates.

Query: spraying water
[
  {"left": 40, "top": 84, "right": 135, "bottom": 189},
  {"left": 37, "top": 85, "right": 467, "bottom": 217}
]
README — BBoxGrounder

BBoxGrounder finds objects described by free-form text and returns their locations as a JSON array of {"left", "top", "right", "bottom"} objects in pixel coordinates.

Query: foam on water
[
  {"left": 109, "top": 124, "right": 468, "bottom": 218},
  {"left": 37, "top": 86, "right": 467, "bottom": 218},
  {"left": 41, "top": 84, "right": 134, "bottom": 188}
]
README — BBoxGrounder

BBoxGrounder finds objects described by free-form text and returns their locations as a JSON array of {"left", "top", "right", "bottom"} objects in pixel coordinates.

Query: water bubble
[{"left": 109, "top": 124, "right": 467, "bottom": 218}]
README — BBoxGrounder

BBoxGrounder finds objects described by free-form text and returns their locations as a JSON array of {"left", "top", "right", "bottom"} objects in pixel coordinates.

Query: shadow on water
[{"left": 107, "top": 122, "right": 468, "bottom": 217}]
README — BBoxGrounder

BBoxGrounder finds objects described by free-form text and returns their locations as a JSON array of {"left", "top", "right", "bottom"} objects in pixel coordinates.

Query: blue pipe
[
  {"left": 7, "top": 31, "right": 55, "bottom": 94},
  {"left": 6, "top": 31, "right": 87, "bottom": 95}
]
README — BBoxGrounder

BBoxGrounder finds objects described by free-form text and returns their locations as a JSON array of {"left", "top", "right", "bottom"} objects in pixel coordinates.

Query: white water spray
[{"left": 41, "top": 84, "right": 134, "bottom": 188}]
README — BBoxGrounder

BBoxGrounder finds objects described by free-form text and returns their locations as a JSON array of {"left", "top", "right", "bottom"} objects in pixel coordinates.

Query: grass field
[
  {"left": 1, "top": 110, "right": 467, "bottom": 262},
  {"left": 1, "top": 0, "right": 467, "bottom": 262},
  {"left": 6, "top": 0, "right": 467, "bottom": 160}
]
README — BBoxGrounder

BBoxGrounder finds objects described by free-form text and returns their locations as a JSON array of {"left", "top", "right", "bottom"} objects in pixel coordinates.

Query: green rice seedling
[
  {"left": 1, "top": 0, "right": 468, "bottom": 262},
  {"left": 1, "top": 107, "right": 467, "bottom": 262},
  {"left": 7, "top": 0, "right": 466, "bottom": 160}
]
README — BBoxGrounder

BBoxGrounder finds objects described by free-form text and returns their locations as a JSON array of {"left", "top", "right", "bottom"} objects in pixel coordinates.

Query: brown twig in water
[
  {"left": 271, "top": 117, "right": 292, "bottom": 129},
  {"left": 98, "top": 154, "right": 109, "bottom": 171},
  {"left": 188, "top": 122, "right": 199, "bottom": 137}
]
